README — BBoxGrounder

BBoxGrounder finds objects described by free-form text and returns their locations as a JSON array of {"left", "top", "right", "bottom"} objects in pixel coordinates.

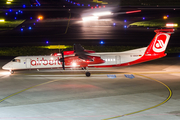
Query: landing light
[{"left": 72, "top": 62, "right": 77, "bottom": 67}]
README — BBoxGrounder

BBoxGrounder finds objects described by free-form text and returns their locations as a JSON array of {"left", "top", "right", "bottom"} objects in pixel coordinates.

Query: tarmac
[{"left": 0, "top": 56, "right": 180, "bottom": 120}]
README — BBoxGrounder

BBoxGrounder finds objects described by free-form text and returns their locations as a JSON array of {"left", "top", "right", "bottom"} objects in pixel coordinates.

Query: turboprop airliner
[{"left": 2, "top": 29, "right": 174, "bottom": 77}]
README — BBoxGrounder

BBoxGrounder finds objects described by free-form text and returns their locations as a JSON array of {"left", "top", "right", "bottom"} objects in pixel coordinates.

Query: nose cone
[{"left": 2, "top": 63, "right": 9, "bottom": 70}]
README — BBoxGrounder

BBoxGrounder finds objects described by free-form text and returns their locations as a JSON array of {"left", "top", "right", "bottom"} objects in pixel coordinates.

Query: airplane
[{"left": 2, "top": 29, "right": 174, "bottom": 77}]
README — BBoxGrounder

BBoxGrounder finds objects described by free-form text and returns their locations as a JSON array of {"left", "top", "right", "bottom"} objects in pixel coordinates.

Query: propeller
[{"left": 59, "top": 51, "right": 65, "bottom": 70}]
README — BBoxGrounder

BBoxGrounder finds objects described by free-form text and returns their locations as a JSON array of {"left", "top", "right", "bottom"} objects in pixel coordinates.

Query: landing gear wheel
[
  {"left": 10, "top": 70, "right": 14, "bottom": 74},
  {"left": 85, "top": 72, "right": 91, "bottom": 77}
]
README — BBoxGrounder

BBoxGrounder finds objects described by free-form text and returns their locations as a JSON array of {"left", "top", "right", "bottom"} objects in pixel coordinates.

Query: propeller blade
[{"left": 59, "top": 51, "right": 65, "bottom": 70}]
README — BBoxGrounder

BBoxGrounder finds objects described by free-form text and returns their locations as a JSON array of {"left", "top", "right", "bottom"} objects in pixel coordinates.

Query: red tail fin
[{"left": 145, "top": 29, "right": 174, "bottom": 55}]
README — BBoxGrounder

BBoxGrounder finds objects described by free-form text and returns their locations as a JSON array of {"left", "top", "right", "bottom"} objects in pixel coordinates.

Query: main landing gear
[{"left": 82, "top": 67, "right": 91, "bottom": 77}]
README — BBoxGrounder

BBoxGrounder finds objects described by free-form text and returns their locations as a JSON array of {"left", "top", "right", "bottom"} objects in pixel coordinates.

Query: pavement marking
[
  {"left": 0, "top": 78, "right": 66, "bottom": 103},
  {"left": 103, "top": 73, "right": 172, "bottom": 120}
]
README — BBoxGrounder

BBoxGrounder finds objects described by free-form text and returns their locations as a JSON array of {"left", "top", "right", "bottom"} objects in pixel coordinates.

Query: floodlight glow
[
  {"left": 82, "top": 16, "right": 99, "bottom": 21},
  {"left": 6, "top": 2, "right": 11, "bottom": 4},
  {"left": 166, "top": 23, "right": 178, "bottom": 27},
  {"left": 38, "top": 15, "right": 43, "bottom": 20},
  {"left": 92, "top": 11, "right": 112, "bottom": 17},
  {"left": 0, "top": 19, "right": 5, "bottom": 22},
  {"left": 163, "top": 16, "right": 168, "bottom": 19},
  {"left": 7, "top": 0, "right": 13, "bottom": 1}
]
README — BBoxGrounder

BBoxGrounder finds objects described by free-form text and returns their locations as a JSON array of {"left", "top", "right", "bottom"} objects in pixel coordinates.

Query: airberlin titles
[{"left": 31, "top": 57, "right": 61, "bottom": 66}]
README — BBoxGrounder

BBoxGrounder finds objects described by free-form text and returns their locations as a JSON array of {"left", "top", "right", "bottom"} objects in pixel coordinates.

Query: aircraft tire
[
  {"left": 86, "top": 72, "right": 91, "bottom": 77},
  {"left": 10, "top": 70, "right": 14, "bottom": 74}
]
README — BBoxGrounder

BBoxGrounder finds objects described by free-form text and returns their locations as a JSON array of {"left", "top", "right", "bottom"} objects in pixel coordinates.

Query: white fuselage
[{"left": 2, "top": 47, "right": 147, "bottom": 70}]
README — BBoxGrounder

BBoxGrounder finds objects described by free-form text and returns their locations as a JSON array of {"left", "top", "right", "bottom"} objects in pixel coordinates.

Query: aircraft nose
[{"left": 2, "top": 64, "right": 9, "bottom": 70}]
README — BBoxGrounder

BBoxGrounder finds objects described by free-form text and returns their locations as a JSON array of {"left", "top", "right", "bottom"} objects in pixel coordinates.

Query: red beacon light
[
  {"left": 99, "top": 6, "right": 101, "bottom": 8},
  {"left": 91, "top": 7, "right": 93, "bottom": 9}
]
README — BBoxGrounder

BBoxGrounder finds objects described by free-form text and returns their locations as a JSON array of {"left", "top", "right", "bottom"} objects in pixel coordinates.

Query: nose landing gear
[{"left": 10, "top": 70, "right": 14, "bottom": 74}]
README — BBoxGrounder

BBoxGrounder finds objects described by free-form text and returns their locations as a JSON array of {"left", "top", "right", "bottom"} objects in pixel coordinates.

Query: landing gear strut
[{"left": 10, "top": 70, "right": 14, "bottom": 74}]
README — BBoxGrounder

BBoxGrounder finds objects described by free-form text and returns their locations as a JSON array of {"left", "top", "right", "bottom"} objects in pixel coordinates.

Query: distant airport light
[
  {"left": 124, "top": 20, "right": 127, "bottom": 22},
  {"left": 5, "top": 13, "right": 8, "bottom": 15},
  {"left": 95, "top": 6, "right": 97, "bottom": 8},
  {"left": 82, "top": 16, "right": 99, "bottom": 21},
  {"left": 0, "top": 19, "right": 5, "bottom": 22},
  {"left": 163, "top": 16, "right": 168, "bottom": 19},
  {"left": 143, "top": 17, "right": 145, "bottom": 20},
  {"left": 92, "top": 11, "right": 112, "bottom": 17},
  {"left": 74, "top": 2, "right": 75, "bottom": 4},
  {"left": 38, "top": 15, "right": 43, "bottom": 20},
  {"left": 91, "top": 7, "right": 93, "bottom": 9},
  {"left": 30, "top": 17, "right": 32, "bottom": 19},
  {"left": 71, "top": 1, "right": 72, "bottom": 3},
  {"left": 99, "top": 6, "right": 101, "bottom": 8},
  {"left": 14, "top": 17, "right": 17, "bottom": 20},
  {"left": 16, "top": 12, "right": 18, "bottom": 14},
  {"left": 100, "top": 41, "right": 104, "bottom": 44},
  {"left": 6, "top": 2, "right": 11, "bottom": 4},
  {"left": 88, "top": 4, "right": 90, "bottom": 7},
  {"left": 113, "top": 23, "right": 116, "bottom": 26},
  {"left": 82, "top": 4, "right": 84, "bottom": 6},
  {"left": 20, "top": 28, "right": 23, "bottom": 31},
  {"left": 124, "top": 25, "right": 127, "bottom": 28},
  {"left": 126, "top": 10, "right": 141, "bottom": 14},
  {"left": 167, "top": 15, "right": 169, "bottom": 17},
  {"left": 34, "top": 23, "right": 35, "bottom": 25},
  {"left": 46, "top": 41, "right": 49, "bottom": 44},
  {"left": 96, "top": 4, "right": 98, "bottom": 6},
  {"left": 23, "top": 4, "right": 26, "bottom": 8},
  {"left": 28, "top": 27, "right": 32, "bottom": 30},
  {"left": 18, "top": 10, "right": 21, "bottom": 12},
  {"left": 166, "top": 23, "right": 178, "bottom": 27},
  {"left": 21, "top": 11, "right": 23, "bottom": 14},
  {"left": 103, "top": 5, "right": 105, "bottom": 8},
  {"left": 36, "top": 4, "right": 38, "bottom": 6},
  {"left": 9, "top": 9, "right": 12, "bottom": 12}
]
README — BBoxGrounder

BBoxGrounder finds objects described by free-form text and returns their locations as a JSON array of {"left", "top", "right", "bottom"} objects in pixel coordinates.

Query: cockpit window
[{"left": 12, "top": 59, "right": 20, "bottom": 62}]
